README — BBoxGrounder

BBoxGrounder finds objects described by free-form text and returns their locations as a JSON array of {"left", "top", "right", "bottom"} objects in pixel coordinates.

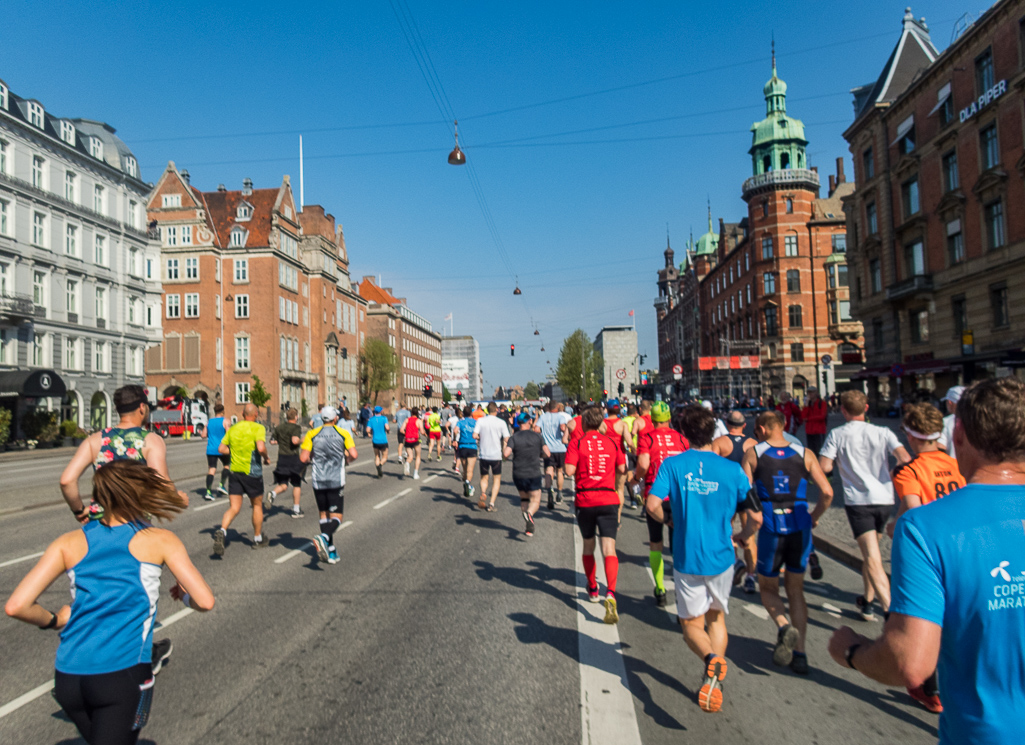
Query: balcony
[
  {"left": 653, "top": 296, "right": 668, "bottom": 310},
  {"left": 885, "top": 274, "right": 933, "bottom": 301},
  {"left": 0, "top": 293, "right": 35, "bottom": 322},
  {"left": 742, "top": 168, "right": 820, "bottom": 199}
]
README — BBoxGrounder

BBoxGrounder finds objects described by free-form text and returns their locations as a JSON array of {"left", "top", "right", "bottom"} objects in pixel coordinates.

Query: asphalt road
[{"left": 0, "top": 439, "right": 938, "bottom": 744}]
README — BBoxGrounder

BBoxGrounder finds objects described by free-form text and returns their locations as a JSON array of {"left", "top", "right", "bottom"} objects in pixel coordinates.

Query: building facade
[
  {"left": 593, "top": 325, "right": 639, "bottom": 397},
  {"left": 0, "top": 76, "right": 161, "bottom": 435},
  {"left": 442, "top": 335, "right": 482, "bottom": 402},
  {"left": 844, "top": 2, "right": 1025, "bottom": 409}
]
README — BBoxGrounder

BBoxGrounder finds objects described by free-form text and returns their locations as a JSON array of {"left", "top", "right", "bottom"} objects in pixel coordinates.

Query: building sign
[
  {"left": 962, "top": 330, "right": 974, "bottom": 357},
  {"left": 696, "top": 356, "right": 760, "bottom": 371},
  {"left": 441, "top": 359, "right": 470, "bottom": 392},
  {"left": 960, "top": 79, "right": 1007, "bottom": 122}
]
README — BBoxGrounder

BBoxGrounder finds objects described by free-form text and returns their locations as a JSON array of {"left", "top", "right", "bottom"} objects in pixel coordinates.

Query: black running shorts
[
  {"left": 576, "top": 504, "right": 619, "bottom": 540},
  {"left": 273, "top": 455, "right": 304, "bottom": 487},
  {"left": 206, "top": 454, "right": 229, "bottom": 469},
  {"left": 513, "top": 476, "right": 543, "bottom": 493},
  {"left": 373, "top": 443, "right": 389, "bottom": 452},
  {"left": 456, "top": 447, "right": 477, "bottom": 460},
  {"left": 228, "top": 472, "right": 263, "bottom": 499},
  {"left": 55, "top": 663, "right": 153, "bottom": 744},
  {"left": 480, "top": 459, "right": 502, "bottom": 476},
  {"left": 313, "top": 487, "right": 343, "bottom": 514},
  {"left": 845, "top": 504, "right": 891, "bottom": 538},
  {"left": 404, "top": 439, "right": 420, "bottom": 448},
  {"left": 543, "top": 451, "right": 566, "bottom": 470}
]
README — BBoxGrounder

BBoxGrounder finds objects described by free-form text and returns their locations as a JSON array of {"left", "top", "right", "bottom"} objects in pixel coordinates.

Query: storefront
[{"left": 0, "top": 370, "right": 68, "bottom": 440}]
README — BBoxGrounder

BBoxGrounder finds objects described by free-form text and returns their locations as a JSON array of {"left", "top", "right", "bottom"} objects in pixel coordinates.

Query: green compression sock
[{"left": 649, "top": 550, "right": 665, "bottom": 593}]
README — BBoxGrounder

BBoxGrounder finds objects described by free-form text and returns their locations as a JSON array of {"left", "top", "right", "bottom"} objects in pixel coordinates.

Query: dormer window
[
  {"left": 125, "top": 156, "right": 138, "bottom": 178},
  {"left": 89, "top": 137, "right": 103, "bottom": 160},
  {"left": 60, "top": 121, "right": 76, "bottom": 146},
  {"left": 230, "top": 227, "right": 247, "bottom": 248},
  {"left": 284, "top": 205, "right": 293, "bottom": 219},
  {"left": 162, "top": 194, "right": 182, "bottom": 208},
  {"left": 236, "top": 202, "right": 252, "bottom": 221},
  {"left": 0, "top": 82, "right": 7, "bottom": 111},
  {"left": 28, "top": 101, "right": 44, "bottom": 128}
]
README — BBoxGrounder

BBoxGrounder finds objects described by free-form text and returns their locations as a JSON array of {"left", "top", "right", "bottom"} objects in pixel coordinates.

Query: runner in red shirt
[
  {"left": 632, "top": 401, "right": 688, "bottom": 607},
  {"left": 800, "top": 387, "right": 828, "bottom": 454},
  {"left": 566, "top": 406, "right": 626, "bottom": 624},
  {"left": 604, "top": 402, "right": 628, "bottom": 510}
]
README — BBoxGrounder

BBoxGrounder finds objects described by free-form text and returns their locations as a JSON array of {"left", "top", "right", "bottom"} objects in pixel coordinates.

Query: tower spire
[
  {"left": 771, "top": 33, "right": 776, "bottom": 74},
  {"left": 707, "top": 198, "right": 712, "bottom": 234}
]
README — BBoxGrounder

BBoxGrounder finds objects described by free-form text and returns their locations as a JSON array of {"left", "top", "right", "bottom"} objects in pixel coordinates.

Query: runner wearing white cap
[
  {"left": 936, "top": 385, "right": 964, "bottom": 460},
  {"left": 701, "top": 400, "right": 729, "bottom": 440}
]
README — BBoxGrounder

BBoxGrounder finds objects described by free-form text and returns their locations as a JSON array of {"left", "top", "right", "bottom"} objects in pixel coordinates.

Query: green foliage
[
  {"left": 300, "top": 398, "right": 309, "bottom": 419},
  {"left": 61, "top": 419, "right": 78, "bottom": 438},
  {"left": 247, "top": 374, "right": 272, "bottom": 408},
  {"left": 0, "top": 407, "right": 11, "bottom": 446},
  {"left": 23, "top": 408, "right": 58, "bottom": 441},
  {"left": 175, "top": 386, "right": 190, "bottom": 399},
  {"left": 442, "top": 384, "right": 451, "bottom": 403},
  {"left": 524, "top": 381, "right": 540, "bottom": 400},
  {"left": 556, "top": 329, "right": 604, "bottom": 402},
  {"left": 360, "top": 339, "right": 398, "bottom": 405}
]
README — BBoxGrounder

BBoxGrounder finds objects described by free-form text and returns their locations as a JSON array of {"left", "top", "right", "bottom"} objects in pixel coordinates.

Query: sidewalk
[{"left": 0, "top": 435, "right": 197, "bottom": 464}]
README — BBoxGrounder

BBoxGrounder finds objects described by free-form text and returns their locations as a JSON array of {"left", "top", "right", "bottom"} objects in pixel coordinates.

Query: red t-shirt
[
  {"left": 604, "top": 416, "right": 623, "bottom": 452},
  {"left": 404, "top": 417, "right": 420, "bottom": 442},
  {"left": 569, "top": 415, "right": 584, "bottom": 442},
  {"left": 566, "top": 431, "right": 625, "bottom": 508},
  {"left": 636, "top": 427, "right": 689, "bottom": 493}
]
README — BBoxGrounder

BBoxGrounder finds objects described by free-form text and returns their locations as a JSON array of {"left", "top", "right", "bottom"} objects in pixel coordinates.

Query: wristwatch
[{"left": 845, "top": 643, "right": 862, "bottom": 670}]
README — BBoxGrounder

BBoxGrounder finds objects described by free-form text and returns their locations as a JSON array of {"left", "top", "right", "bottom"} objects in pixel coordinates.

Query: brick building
[
  {"left": 844, "top": 2, "right": 1025, "bottom": 410},
  {"left": 357, "top": 276, "right": 442, "bottom": 412},
  {"left": 145, "top": 164, "right": 365, "bottom": 416}
]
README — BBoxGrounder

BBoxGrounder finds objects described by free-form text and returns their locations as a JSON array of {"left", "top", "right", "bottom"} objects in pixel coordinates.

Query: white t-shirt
[
  {"left": 474, "top": 415, "right": 510, "bottom": 461},
  {"left": 713, "top": 418, "right": 729, "bottom": 441},
  {"left": 819, "top": 420, "right": 903, "bottom": 506},
  {"left": 937, "top": 413, "right": 956, "bottom": 460}
]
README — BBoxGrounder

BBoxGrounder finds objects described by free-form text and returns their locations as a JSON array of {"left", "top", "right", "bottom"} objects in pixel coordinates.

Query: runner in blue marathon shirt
[
  {"left": 366, "top": 406, "right": 390, "bottom": 478},
  {"left": 454, "top": 406, "right": 479, "bottom": 499}
]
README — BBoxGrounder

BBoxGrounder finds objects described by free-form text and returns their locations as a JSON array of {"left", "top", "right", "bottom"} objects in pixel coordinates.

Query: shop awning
[{"left": 0, "top": 370, "right": 67, "bottom": 398}]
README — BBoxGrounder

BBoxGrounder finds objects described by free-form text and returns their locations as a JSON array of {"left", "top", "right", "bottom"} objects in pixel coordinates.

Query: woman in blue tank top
[{"left": 5, "top": 460, "right": 215, "bottom": 744}]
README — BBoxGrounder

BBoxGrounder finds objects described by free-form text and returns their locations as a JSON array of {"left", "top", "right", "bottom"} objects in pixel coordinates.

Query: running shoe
[
  {"left": 327, "top": 548, "right": 339, "bottom": 565},
  {"left": 263, "top": 491, "right": 275, "bottom": 510},
  {"left": 557, "top": 491, "right": 566, "bottom": 504},
  {"left": 907, "top": 685, "right": 943, "bottom": 713},
  {"left": 855, "top": 595, "right": 876, "bottom": 622},
  {"left": 547, "top": 494, "right": 555, "bottom": 510},
  {"left": 204, "top": 489, "right": 216, "bottom": 501},
  {"left": 732, "top": 559, "right": 746, "bottom": 586},
  {"left": 252, "top": 535, "right": 268, "bottom": 549},
  {"left": 603, "top": 594, "right": 619, "bottom": 624},
  {"left": 437, "top": 454, "right": 442, "bottom": 462},
  {"left": 808, "top": 552, "right": 823, "bottom": 580},
  {"left": 697, "top": 654, "right": 727, "bottom": 713},
  {"left": 291, "top": 508, "right": 305, "bottom": 519},
  {"left": 312, "top": 534, "right": 329, "bottom": 563},
  {"left": 413, "top": 471, "right": 420, "bottom": 480},
  {"left": 743, "top": 575, "right": 757, "bottom": 594},
  {"left": 772, "top": 624, "right": 800, "bottom": 667},
  {"left": 217, "top": 483, "right": 229, "bottom": 496},
  {"left": 587, "top": 585, "right": 600, "bottom": 603},
  {"left": 376, "top": 464, "right": 383, "bottom": 478},
  {"left": 404, "top": 461, "right": 410, "bottom": 476},
  {"left": 151, "top": 639, "right": 173, "bottom": 675},
  {"left": 462, "top": 481, "right": 470, "bottom": 498},
  {"left": 467, "top": 484, "right": 475, "bottom": 499},
  {"left": 790, "top": 652, "right": 810, "bottom": 675},
  {"left": 212, "top": 528, "right": 226, "bottom": 556},
  {"left": 523, "top": 511, "right": 535, "bottom": 536},
  {"left": 654, "top": 588, "right": 668, "bottom": 607}
]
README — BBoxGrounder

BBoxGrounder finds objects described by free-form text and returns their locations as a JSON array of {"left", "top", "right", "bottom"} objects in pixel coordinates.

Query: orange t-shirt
[{"left": 893, "top": 450, "right": 966, "bottom": 505}]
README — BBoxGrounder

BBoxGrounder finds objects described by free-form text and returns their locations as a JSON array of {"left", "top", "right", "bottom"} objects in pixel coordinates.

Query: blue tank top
[
  {"left": 457, "top": 419, "right": 478, "bottom": 450},
  {"left": 752, "top": 441, "right": 811, "bottom": 535},
  {"left": 206, "top": 417, "right": 227, "bottom": 455},
  {"left": 56, "top": 520, "right": 161, "bottom": 675}
]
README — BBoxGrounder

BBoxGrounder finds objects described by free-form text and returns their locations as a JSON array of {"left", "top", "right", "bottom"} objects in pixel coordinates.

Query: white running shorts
[{"left": 673, "top": 565, "right": 734, "bottom": 620}]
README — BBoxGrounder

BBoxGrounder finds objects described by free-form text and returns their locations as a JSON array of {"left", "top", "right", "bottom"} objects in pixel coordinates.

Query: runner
[
  {"left": 828, "top": 378, "right": 1025, "bottom": 744},
  {"left": 633, "top": 401, "right": 688, "bottom": 607},
  {"left": 337, "top": 408, "right": 355, "bottom": 438},
  {"left": 801, "top": 387, "right": 828, "bottom": 454},
  {"left": 395, "top": 403, "right": 411, "bottom": 464},
  {"left": 776, "top": 391, "right": 802, "bottom": 436},
  {"left": 565, "top": 406, "right": 627, "bottom": 624},
  {"left": 504, "top": 413, "right": 550, "bottom": 536},
  {"left": 309, "top": 402, "right": 325, "bottom": 430},
  {"left": 647, "top": 405, "right": 762, "bottom": 712},
  {"left": 358, "top": 403, "right": 371, "bottom": 438},
  {"left": 402, "top": 406, "right": 423, "bottom": 480},
  {"left": 630, "top": 400, "right": 654, "bottom": 456},
  {"left": 265, "top": 408, "right": 305, "bottom": 518},
  {"left": 819, "top": 390, "right": 910, "bottom": 620},
  {"left": 426, "top": 406, "right": 443, "bottom": 462},
  {"left": 474, "top": 402, "right": 511, "bottom": 511},
  {"left": 5, "top": 460, "right": 215, "bottom": 744},
  {"left": 454, "top": 405, "right": 479, "bottom": 498},
  {"left": 701, "top": 400, "right": 729, "bottom": 439},
  {"left": 203, "top": 403, "right": 230, "bottom": 500},
  {"left": 744, "top": 410, "right": 834, "bottom": 674},
  {"left": 712, "top": 411, "right": 759, "bottom": 593},
  {"left": 300, "top": 406, "right": 358, "bottom": 565},
  {"left": 439, "top": 401, "right": 454, "bottom": 453},
  {"left": 449, "top": 406, "right": 463, "bottom": 473},
  {"left": 213, "top": 402, "right": 272, "bottom": 554},
  {"left": 537, "top": 402, "right": 571, "bottom": 509},
  {"left": 936, "top": 385, "right": 964, "bottom": 460},
  {"left": 366, "top": 405, "right": 390, "bottom": 478},
  {"left": 604, "top": 402, "right": 629, "bottom": 510}
]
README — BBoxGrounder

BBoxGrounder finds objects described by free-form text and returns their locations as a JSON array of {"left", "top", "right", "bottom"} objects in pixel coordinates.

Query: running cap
[
  {"left": 700, "top": 400, "right": 713, "bottom": 411},
  {"left": 650, "top": 401, "right": 671, "bottom": 422},
  {"left": 515, "top": 413, "right": 531, "bottom": 428},
  {"left": 942, "top": 385, "right": 965, "bottom": 404},
  {"left": 374, "top": 406, "right": 382, "bottom": 413},
  {"left": 320, "top": 405, "right": 338, "bottom": 421}
]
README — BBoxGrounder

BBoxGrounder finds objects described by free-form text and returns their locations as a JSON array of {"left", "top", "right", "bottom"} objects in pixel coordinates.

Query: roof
[
  {"left": 812, "top": 181, "right": 855, "bottom": 221},
  {"left": 750, "top": 59, "right": 807, "bottom": 151},
  {"left": 358, "top": 276, "right": 401, "bottom": 305},
  {"left": 203, "top": 183, "right": 294, "bottom": 248}
]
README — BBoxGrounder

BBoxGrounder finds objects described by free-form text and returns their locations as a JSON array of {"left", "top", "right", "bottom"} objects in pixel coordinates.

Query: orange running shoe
[
  {"left": 907, "top": 685, "right": 943, "bottom": 713},
  {"left": 698, "top": 655, "right": 727, "bottom": 713}
]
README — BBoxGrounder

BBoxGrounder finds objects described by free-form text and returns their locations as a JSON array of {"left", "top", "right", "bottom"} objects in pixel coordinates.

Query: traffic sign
[
  {"left": 821, "top": 354, "right": 832, "bottom": 365},
  {"left": 891, "top": 363, "right": 905, "bottom": 378},
  {"left": 672, "top": 364, "right": 683, "bottom": 375},
  {"left": 423, "top": 373, "right": 434, "bottom": 384},
  {"left": 615, "top": 368, "right": 627, "bottom": 380}
]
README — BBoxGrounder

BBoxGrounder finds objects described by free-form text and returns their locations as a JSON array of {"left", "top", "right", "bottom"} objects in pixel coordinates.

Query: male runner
[
  {"left": 265, "top": 408, "right": 304, "bottom": 518},
  {"left": 936, "top": 385, "right": 964, "bottom": 460},
  {"left": 776, "top": 391, "right": 802, "bottom": 435},
  {"left": 395, "top": 403, "right": 411, "bottom": 464},
  {"left": 744, "top": 410, "right": 833, "bottom": 674},
  {"left": 712, "top": 411, "right": 758, "bottom": 593},
  {"left": 366, "top": 405, "right": 390, "bottom": 478},
  {"left": 701, "top": 400, "right": 729, "bottom": 439},
  {"left": 204, "top": 403, "right": 230, "bottom": 500},
  {"left": 449, "top": 406, "right": 463, "bottom": 473},
  {"left": 504, "top": 413, "right": 550, "bottom": 536},
  {"left": 647, "top": 405, "right": 762, "bottom": 712},
  {"left": 630, "top": 400, "right": 654, "bottom": 457},
  {"left": 537, "top": 402, "right": 570, "bottom": 509},
  {"left": 301, "top": 406, "right": 358, "bottom": 565},
  {"left": 819, "top": 390, "right": 910, "bottom": 620},
  {"left": 621, "top": 404, "right": 640, "bottom": 505},
  {"left": 309, "top": 402, "right": 325, "bottom": 430},
  {"left": 439, "top": 402, "right": 454, "bottom": 453},
  {"left": 474, "top": 402, "right": 510, "bottom": 512},
  {"left": 566, "top": 406, "right": 626, "bottom": 624},
  {"left": 426, "top": 406, "right": 443, "bottom": 462},
  {"left": 454, "top": 405, "right": 478, "bottom": 498},
  {"left": 633, "top": 401, "right": 688, "bottom": 607},
  {"left": 402, "top": 407, "right": 422, "bottom": 480},
  {"left": 604, "top": 402, "right": 629, "bottom": 509},
  {"left": 214, "top": 402, "right": 271, "bottom": 554}
]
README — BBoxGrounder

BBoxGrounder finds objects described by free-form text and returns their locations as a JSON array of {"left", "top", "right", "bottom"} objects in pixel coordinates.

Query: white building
[
  {"left": 594, "top": 325, "right": 639, "bottom": 398},
  {"left": 442, "top": 335, "right": 482, "bottom": 402}
]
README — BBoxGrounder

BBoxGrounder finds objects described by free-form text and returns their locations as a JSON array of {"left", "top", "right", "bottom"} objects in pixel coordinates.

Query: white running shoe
[
  {"left": 404, "top": 461, "right": 410, "bottom": 475},
  {"left": 413, "top": 471, "right": 420, "bottom": 480}
]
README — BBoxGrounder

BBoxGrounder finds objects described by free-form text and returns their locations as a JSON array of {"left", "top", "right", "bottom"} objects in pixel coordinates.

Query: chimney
[
  {"left": 811, "top": 166, "right": 818, "bottom": 174},
  {"left": 180, "top": 169, "right": 190, "bottom": 185},
  {"left": 217, "top": 184, "right": 226, "bottom": 192},
  {"left": 242, "top": 178, "right": 253, "bottom": 196},
  {"left": 829, "top": 175, "right": 836, "bottom": 193},
  {"left": 836, "top": 156, "right": 846, "bottom": 184}
]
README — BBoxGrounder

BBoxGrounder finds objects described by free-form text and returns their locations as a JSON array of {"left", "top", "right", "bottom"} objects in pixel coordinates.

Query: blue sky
[{"left": 2, "top": 1, "right": 975, "bottom": 392}]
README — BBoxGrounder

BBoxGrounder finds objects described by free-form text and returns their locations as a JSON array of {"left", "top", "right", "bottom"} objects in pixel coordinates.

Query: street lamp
[{"left": 447, "top": 120, "right": 466, "bottom": 166}]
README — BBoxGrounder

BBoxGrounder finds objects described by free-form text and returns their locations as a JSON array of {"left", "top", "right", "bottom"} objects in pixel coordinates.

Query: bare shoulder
[{"left": 129, "top": 525, "right": 182, "bottom": 564}]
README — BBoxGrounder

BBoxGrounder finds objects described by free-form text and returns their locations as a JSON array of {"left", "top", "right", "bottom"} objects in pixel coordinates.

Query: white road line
[
  {"left": 742, "top": 602, "right": 771, "bottom": 620},
  {"left": 194, "top": 500, "right": 230, "bottom": 512},
  {"left": 0, "top": 551, "right": 44, "bottom": 569},
  {"left": 574, "top": 528, "right": 642, "bottom": 745},
  {"left": 422, "top": 474, "right": 439, "bottom": 484},
  {"left": 273, "top": 521, "right": 354, "bottom": 564},
  {"left": 643, "top": 566, "right": 678, "bottom": 617},
  {"left": 155, "top": 607, "right": 195, "bottom": 630},
  {"left": 373, "top": 488, "right": 412, "bottom": 510},
  {"left": 821, "top": 602, "right": 843, "bottom": 619}
]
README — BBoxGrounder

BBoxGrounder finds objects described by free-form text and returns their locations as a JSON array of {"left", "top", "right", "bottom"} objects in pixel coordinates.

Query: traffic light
[
  {"left": 510, "top": 344, "right": 515, "bottom": 356},
  {"left": 340, "top": 347, "right": 348, "bottom": 360},
  {"left": 423, "top": 385, "right": 433, "bottom": 399},
  {"left": 618, "top": 382, "right": 625, "bottom": 395},
  {"left": 602, "top": 389, "right": 608, "bottom": 400},
  {"left": 455, "top": 390, "right": 463, "bottom": 402},
  {"left": 822, "top": 371, "right": 828, "bottom": 387}
]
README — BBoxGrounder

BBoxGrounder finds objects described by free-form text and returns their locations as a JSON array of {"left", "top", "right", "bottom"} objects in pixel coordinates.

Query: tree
[
  {"left": 175, "top": 386, "right": 190, "bottom": 399},
  {"left": 556, "top": 329, "right": 604, "bottom": 403},
  {"left": 524, "top": 381, "right": 540, "bottom": 400},
  {"left": 360, "top": 339, "right": 398, "bottom": 405},
  {"left": 442, "top": 384, "right": 452, "bottom": 403},
  {"left": 247, "top": 374, "right": 272, "bottom": 408}
]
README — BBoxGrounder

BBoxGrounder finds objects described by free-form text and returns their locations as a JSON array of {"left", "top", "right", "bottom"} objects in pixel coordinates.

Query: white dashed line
[
  {"left": 422, "top": 474, "right": 439, "bottom": 484},
  {"left": 155, "top": 607, "right": 195, "bottom": 630},
  {"left": 821, "top": 602, "right": 843, "bottom": 619},
  {"left": 0, "top": 551, "right": 44, "bottom": 569},
  {"left": 274, "top": 521, "right": 353, "bottom": 563},
  {"left": 373, "top": 488, "right": 412, "bottom": 510},
  {"left": 194, "top": 500, "right": 230, "bottom": 512},
  {"left": 742, "top": 602, "right": 771, "bottom": 620}
]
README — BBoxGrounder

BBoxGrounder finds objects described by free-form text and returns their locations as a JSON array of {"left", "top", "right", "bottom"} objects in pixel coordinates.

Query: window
[
  {"left": 910, "top": 309, "right": 930, "bottom": 343},
  {"left": 94, "top": 235, "right": 105, "bottom": 266},
  {"left": 162, "top": 194, "right": 181, "bottom": 208},
  {"left": 744, "top": 252, "right": 750, "bottom": 272},
  {"left": 761, "top": 235, "right": 773, "bottom": 259},
  {"left": 66, "top": 279, "right": 78, "bottom": 314},
  {"left": 125, "top": 157, "right": 138, "bottom": 178},
  {"left": 166, "top": 293, "right": 180, "bottom": 318},
  {"left": 985, "top": 200, "right": 1006, "bottom": 250},
  {"left": 942, "top": 150, "right": 959, "bottom": 192},
  {"left": 976, "top": 48, "right": 995, "bottom": 95},
  {"left": 901, "top": 177, "right": 920, "bottom": 218},
  {"left": 32, "top": 271, "right": 45, "bottom": 307},
  {"left": 904, "top": 241, "right": 926, "bottom": 277},
  {"left": 185, "top": 257, "right": 198, "bottom": 279},
  {"left": 235, "top": 294, "right": 249, "bottom": 318},
  {"left": 991, "top": 283, "right": 1009, "bottom": 327},
  {"left": 0, "top": 82, "right": 6, "bottom": 110},
  {"left": 65, "top": 172, "right": 76, "bottom": 203},
  {"left": 32, "top": 332, "right": 46, "bottom": 366},
  {"left": 64, "top": 337, "right": 78, "bottom": 370},
  {"left": 763, "top": 272, "right": 776, "bottom": 294},
  {"left": 839, "top": 300, "right": 852, "bottom": 321},
  {"left": 89, "top": 137, "right": 103, "bottom": 160},
  {"left": 786, "top": 269, "right": 800, "bottom": 293},
  {"left": 0, "top": 140, "right": 7, "bottom": 175},
  {"left": 952, "top": 295, "right": 967, "bottom": 338},
  {"left": 93, "top": 341, "right": 107, "bottom": 373},
  {"left": 230, "top": 227, "right": 246, "bottom": 247},
  {"left": 0, "top": 262, "right": 7, "bottom": 297},
  {"left": 866, "top": 202, "right": 877, "bottom": 235},
  {"left": 166, "top": 258, "right": 179, "bottom": 280},
  {"left": 284, "top": 205, "right": 293, "bottom": 220},
  {"left": 185, "top": 293, "right": 199, "bottom": 318},
  {"left": 872, "top": 318, "right": 884, "bottom": 350},
  {"left": 947, "top": 219, "right": 965, "bottom": 264},
  {"left": 216, "top": 338, "right": 222, "bottom": 372},
  {"left": 939, "top": 89, "right": 954, "bottom": 127},
  {"left": 832, "top": 233, "right": 846, "bottom": 253},
  {"left": 28, "top": 101, "right": 44, "bottom": 128},
  {"left": 164, "top": 226, "right": 177, "bottom": 246},
  {"left": 93, "top": 185, "right": 104, "bottom": 214},
  {"left": 63, "top": 224, "right": 78, "bottom": 256},
  {"left": 279, "top": 296, "right": 286, "bottom": 321},
  {"left": 232, "top": 259, "right": 248, "bottom": 282},
  {"left": 898, "top": 121, "right": 916, "bottom": 155},
  {"left": 764, "top": 307, "right": 778, "bottom": 336},
  {"left": 235, "top": 382, "right": 250, "bottom": 404},
  {"left": 280, "top": 232, "right": 298, "bottom": 258},
  {"left": 215, "top": 295, "right": 221, "bottom": 319},
  {"left": 236, "top": 337, "right": 250, "bottom": 369},
  {"left": 215, "top": 260, "right": 221, "bottom": 283},
  {"left": 788, "top": 305, "right": 803, "bottom": 328},
  {"left": 980, "top": 124, "right": 999, "bottom": 170},
  {"left": 237, "top": 203, "right": 252, "bottom": 220},
  {"left": 0, "top": 199, "right": 8, "bottom": 236},
  {"left": 32, "top": 156, "right": 44, "bottom": 188},
  {"left": 128, "top": 248, "right": 140, "bottom": 277},
  {"left": 785, "top": 198, "right": 793, "bottom": 214},
  {"left": 146, "top": 258, "right": 154, "bottom": 279},
  {"left": 870, "top": 258, "right": 882, "bottom": 293},
  {"left": 94, "top": 287, "right": 106, "bottom": 319},
  {"left": 863, "top": 148, "right": 874, "bottom": 179},
  {"left": 60, "top": 121, "right": 75, "bottom": 146},
  {"left": 181, "top": 225, "right": 192, "bottom": 245},
  {"left": 128, "top": 200, "right": 138, "bottom": 229},
  {"left": 836, "top": 264, "right": 849, "bottom": 287},
  {"left": 128, "top": 296, "right": 138, "bottom": 324},
  {"left": 784, "top": 235, "right": 798, "bottom": 257},
  {"left": 790, "top": 343, "right": 804, "bottom": 362}
]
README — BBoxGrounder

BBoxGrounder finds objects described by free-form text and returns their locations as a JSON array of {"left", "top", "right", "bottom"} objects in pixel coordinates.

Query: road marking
[
  {"left": 742, "top": 602, "right": 771, "bottom": 620},
  {"left": 0, "top": 551, "right": 44, "bottom": 569},
  {"left": 194, "top": 500, "right": 231, "bottom": 512},
  {"left": 373, "top": 488, "right": 412, "bottom": 510},
  {"left": 422, "top": 474, "right": 439, "bottom": 484},
  {"left": 644, "top": 566, "right": 678, "bottom": 616},
  {"left": 821, "top": 602, "right": 843, "bottom": 619},
  {"left": 155, "top": 607, "right": 195, "bottom": 630},
  {"left": 574, "top": 528, "right": 642, "bottom": 745},
  {"left": 274, "top": 522, "right": 353, "bottom": 563}
]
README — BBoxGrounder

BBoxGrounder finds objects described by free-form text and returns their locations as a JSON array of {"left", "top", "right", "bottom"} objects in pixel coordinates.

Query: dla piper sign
[{"left": 960, "top": 79, "right": 1007, "bottom": 122}]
